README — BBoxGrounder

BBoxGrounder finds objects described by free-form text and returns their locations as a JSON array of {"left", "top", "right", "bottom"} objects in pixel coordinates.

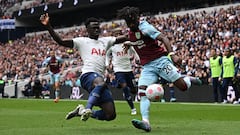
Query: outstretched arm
[
  {"left": 40, "top": 13, "right": 74, "bottom": 48},
  {"left": 156, "top": 34, "right": 181, "bottom": 67},
  {"left": 156, "top": 34, "right": 172, "bottom": 53},
  {"left": 115, "top": 34, "right": 129, "bottom": 44},
  {"left": 105, "top": 48, "right": 112, "bottom": 67}
]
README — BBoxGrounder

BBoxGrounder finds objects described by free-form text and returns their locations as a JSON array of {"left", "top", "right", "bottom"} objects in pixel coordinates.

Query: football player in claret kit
[
  {"left": 42, "top": 50, "right": 66, "bottom": 103},
  {"left": 118, "top": 6, "right": 202, "bottom": 132},
  {"left": 40, "top": 13, "right": 129, "bottom": 122}
]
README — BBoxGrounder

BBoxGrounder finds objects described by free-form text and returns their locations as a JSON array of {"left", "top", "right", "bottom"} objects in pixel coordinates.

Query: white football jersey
[
  {"left": 106, "top": 44, "right": 139, "bottom": 72},
  {"left": 73, "top": 36, "right": 116, "bottom": 75}
]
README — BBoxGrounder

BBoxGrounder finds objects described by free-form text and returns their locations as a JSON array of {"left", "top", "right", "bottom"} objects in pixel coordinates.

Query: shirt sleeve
[
  {"left": 105, "top": 47, "right": 112, "bottom": 66},
  {"left": 72, "top": 37, "right": 83, "bottom": 50},
  {"left": 139, "top": 20, "right": 161, "bottom": 40},
  {"left": 42, "top": 57, "right": 50, "bottom": 67},
  {"left": 105, "top": 36, "right": 117, "bottom": 51}
]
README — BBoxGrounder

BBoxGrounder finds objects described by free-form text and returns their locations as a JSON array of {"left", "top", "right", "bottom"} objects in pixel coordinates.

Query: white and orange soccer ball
[{"left": 146, "top": 84, "right": 164, "bottom": 102}]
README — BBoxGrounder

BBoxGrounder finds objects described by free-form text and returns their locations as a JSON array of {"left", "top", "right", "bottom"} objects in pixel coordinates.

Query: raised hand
[{"left": 40, "top": 13, "right": 50, "bottom": 26}]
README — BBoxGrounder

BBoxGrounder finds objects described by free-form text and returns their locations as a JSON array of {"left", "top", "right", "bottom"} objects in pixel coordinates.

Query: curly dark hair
[
  {"left": 117, "top": 6, "right": 140, "bottom": 22},
  {"left": 84, "top": 17, "right": 100, "bottom": 27}
]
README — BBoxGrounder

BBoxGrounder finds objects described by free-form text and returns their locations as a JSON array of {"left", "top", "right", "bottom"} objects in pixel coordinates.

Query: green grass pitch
[{"left": 0, "top": 99, "right": 240, "bottom": 135}]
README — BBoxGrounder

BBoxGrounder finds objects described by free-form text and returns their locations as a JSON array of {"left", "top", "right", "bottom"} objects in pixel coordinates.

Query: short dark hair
[
  {"left": 84, "top": 17, "right": 100, "bottom": 27},
  {"left": 117, "top": 6, "right": 140, "bottom": 21}
]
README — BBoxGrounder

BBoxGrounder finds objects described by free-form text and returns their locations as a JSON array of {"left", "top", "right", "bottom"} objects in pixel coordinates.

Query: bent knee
[
  {"left": 174, "top": 77, "right": 191, "bottom": 91},
  {"left": 105, "top": 113, "right": 116, "bottom": 121},
  {"left": 178, "top": 84, "right": 188, "bottom": 91}
]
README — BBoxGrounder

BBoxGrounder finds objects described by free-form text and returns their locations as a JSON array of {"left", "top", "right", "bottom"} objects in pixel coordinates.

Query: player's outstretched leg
[
  {"left": 131, "top": 119, "right": 151, "bottom": 132},
  {"left": 65, "top": 104, "right": 85, "bottom": 120}
]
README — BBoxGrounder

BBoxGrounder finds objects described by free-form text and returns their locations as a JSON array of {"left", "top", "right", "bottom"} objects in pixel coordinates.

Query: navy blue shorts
[
  {"left": 80, "top": 72, "right": 113, "bottom": 106},
  {"left": 115, "top": 71, "right": 135, "bottom": 89}
]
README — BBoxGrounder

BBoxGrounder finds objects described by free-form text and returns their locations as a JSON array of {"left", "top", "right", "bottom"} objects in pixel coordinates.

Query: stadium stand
[{"left": 0, "top": 1, "right": 239, "bottom": 102}]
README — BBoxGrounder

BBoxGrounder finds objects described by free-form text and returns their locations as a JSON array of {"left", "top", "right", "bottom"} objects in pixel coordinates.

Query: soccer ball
[{"left": 146, "top": 84, "right": 164, "bottom": 102}]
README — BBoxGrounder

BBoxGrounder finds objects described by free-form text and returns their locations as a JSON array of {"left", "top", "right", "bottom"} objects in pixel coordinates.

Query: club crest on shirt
[{"left": 135, "top": 32, "right": 141, "bottom": 39}]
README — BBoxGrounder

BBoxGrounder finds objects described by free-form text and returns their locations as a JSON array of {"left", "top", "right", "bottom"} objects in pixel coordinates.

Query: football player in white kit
[
  {"left": 106, "top": 28, "right": 139, "bottom": 115},
  {"left": 40, "top": 13, "right": 128, "bottom": 122}
]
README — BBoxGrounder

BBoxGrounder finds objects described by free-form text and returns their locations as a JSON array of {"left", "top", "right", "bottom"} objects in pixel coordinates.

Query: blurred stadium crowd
[
  {"left": 0, "top": 0, "right": 63, "bottom": 19},
  {"left": 0, "top": 2, "right": 239, "bottom": 97}
]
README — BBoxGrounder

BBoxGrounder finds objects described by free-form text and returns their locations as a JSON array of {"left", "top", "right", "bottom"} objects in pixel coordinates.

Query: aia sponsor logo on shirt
[
  {"left": 91, "top": 48, "right": 106, "bottom": 56},
  {"left": 116, "top": 51, "right": 127, "bottom": 56}
]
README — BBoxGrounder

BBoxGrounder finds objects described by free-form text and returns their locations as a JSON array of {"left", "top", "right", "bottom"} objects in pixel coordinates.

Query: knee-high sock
[
  {"left": 86, "top": 86, "right": 105, "bottom": 109},
  {"left": 91, "top": 110, "right": 106, "bottom": 120},
  {"left": 183, "top": 76, "right": 191, "bottom": 89},
  {"left": 181, "top": 75, "right": 199, "bottom": 85},
  {"left": 55, "top": 90, "right": 60, "bottom": 99},
  {"left": 123, "top": 87, "right": 134, "bottom": 109},
  {"left": 140, "top": 96, "right": 150, "bottom": 123}
]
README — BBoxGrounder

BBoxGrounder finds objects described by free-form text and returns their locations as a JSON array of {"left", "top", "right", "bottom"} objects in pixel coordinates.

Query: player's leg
[
  {"left": 85, "top": 76, "right": 108, "bottom": 109},
  {"left": 212, "top": 77, "right": 219, "bottom": 103},
  {"left": 115, "top": 72, "right": 136, "bottom": 115},
  {"left": 91, "top": 101, "right": 116, "bottom": 121},
  {"left": 121, "top": 82, "right": 136, "bottom": 114},
  {"left": 167, "top": 54, "right": 201, "bottom": 86},
  {"left": 132, "top": 67, "right": 159, "bottom": 132},
  {"left": 54, "top": 73, "right": 61, "bottom": 103},
  {"left": 126, "top": 72, "right": 137, "bottom": 115},
  {"left": 153, "top": 56, "right": 189, "bottom": 92},
  {"left": 86, "top": 87, "right": 116, "bottom": 121},
  {"left": 65, "top": 73, "right": 105, "bottom": 120},
  {"left": 234, "top": 77, "right": 240, "bottom": 104},
  {"left": 181, "top": 75, "right": 202, "bottom": 85},
  {"left": 49, "top": 74, "right": 56, "bottom": 102},
  {"left": 81, "top": 73, "right": 116, "bottom": 121},
  {"left": 221, "top": 78, "right": 231, "bottom": 103},
  {"left": 232, "top": 78, "right": 239, "bottom": 104}
]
